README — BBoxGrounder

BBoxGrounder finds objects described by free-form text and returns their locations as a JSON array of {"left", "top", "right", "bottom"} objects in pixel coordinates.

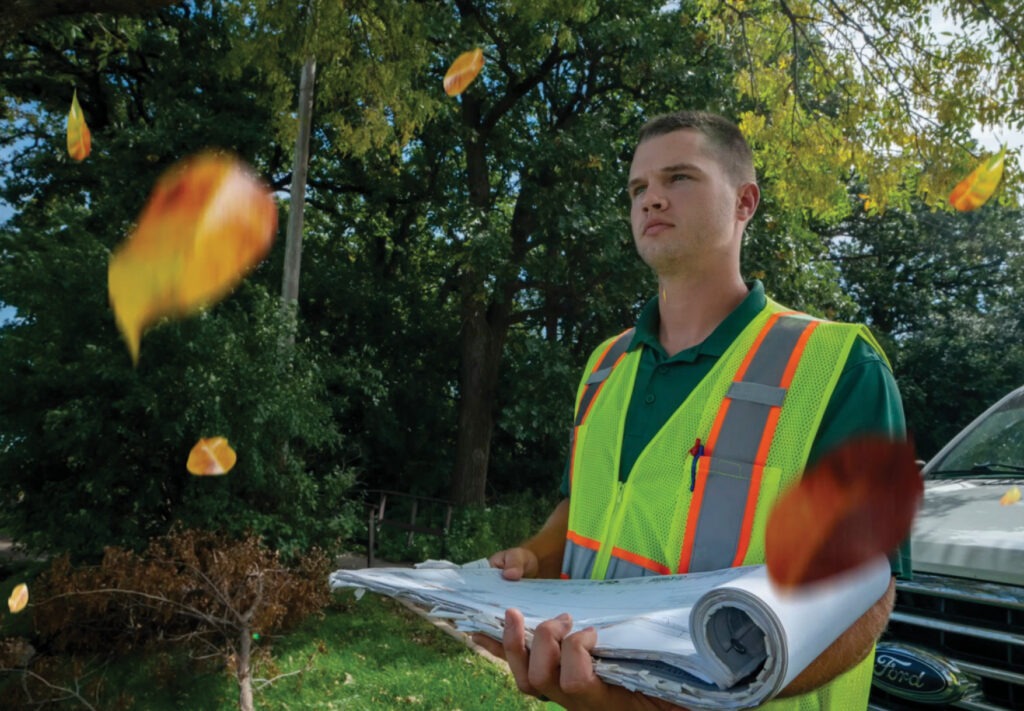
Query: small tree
[{"left": 24, "top": 528, "right": 331, "bottom": 711}]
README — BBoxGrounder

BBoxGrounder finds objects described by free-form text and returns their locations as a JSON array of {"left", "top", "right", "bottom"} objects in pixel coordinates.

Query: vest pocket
[{"left": 688, "top": 456, "right": 784, "bottom": 571}]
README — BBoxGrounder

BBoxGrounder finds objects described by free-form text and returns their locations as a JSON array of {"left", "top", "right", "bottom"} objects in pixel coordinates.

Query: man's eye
[
  {"left": 671, "top": 174, "right": 690, "bottom": 182},
  {"left": 630, "top": 186, "right": 646, "bottom": 199}
]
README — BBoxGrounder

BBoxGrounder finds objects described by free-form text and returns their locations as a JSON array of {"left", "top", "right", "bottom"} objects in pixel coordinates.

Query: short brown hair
[{"left": 637, "top": 111, "right": 756, "bottom": 186}]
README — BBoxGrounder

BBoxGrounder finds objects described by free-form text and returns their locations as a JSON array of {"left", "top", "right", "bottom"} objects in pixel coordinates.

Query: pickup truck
[{"left": 869, "top": 385, "right": 1024, "bottom": 710}]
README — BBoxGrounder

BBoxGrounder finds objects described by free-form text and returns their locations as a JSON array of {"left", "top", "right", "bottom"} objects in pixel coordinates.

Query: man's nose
[{"left": 642, "top": 188, "right": 666, "bottom": 210}]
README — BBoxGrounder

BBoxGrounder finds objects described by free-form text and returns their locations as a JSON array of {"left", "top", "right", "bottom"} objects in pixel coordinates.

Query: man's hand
[
  {"left": 488, "top": 547, "right": 540, "bottom": 581},
  {"left": 474, "top": 609, "right": 688, "bottom": 711}
]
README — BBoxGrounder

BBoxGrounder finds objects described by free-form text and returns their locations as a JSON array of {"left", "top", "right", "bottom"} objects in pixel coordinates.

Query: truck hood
[{"left": 912, "top": 478, "right": 1024, "bottom": 586}]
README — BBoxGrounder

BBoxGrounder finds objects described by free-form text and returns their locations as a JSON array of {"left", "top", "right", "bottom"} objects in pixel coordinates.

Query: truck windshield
[{"left": 928, "top": 389, "right": 1024, "bottom": 479}]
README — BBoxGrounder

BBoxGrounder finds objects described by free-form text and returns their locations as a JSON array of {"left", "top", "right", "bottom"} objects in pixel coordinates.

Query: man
[{"left": 474, "top": 111, "right": 906, "bottom": 710}]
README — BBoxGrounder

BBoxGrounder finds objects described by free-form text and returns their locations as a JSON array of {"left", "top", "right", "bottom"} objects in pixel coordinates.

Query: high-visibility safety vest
[{"left": 563, "top": 298, "right": 888, "bottom": 710}]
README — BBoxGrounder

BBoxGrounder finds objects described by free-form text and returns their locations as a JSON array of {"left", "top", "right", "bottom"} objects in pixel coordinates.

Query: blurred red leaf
[{"left": 766, "top": 437, "right": 922, "bottom": 589}]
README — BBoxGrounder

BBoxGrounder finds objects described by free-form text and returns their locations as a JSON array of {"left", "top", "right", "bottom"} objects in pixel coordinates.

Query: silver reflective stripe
[
  {"left": 605, "top": 555, "right": 663, "bottom": 579},
  {"left": 688, "top": 316, "right": 814, "bottom": 573},
  {"left": 726, "top": 381, "right": 786, "bottom": 408},
  {"left": 586, "top": 366, "right": 614, "bottom": 385},
  {"left": 574, "top": 329, "right": 635, "bottom": 427},
  {"left": 561, "top": 538, "right": 597, "bottom": 579}
]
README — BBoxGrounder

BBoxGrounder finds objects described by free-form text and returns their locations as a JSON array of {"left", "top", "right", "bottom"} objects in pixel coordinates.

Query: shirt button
[
  {"left": 657, "top": 366, "right": 668, "bottom": 375},
  {"left": 645, "top": 393, "right": 655, "bottom": 404}
]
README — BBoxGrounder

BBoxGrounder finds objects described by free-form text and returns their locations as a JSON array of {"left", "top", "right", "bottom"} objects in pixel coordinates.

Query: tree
[
  {"left": 0, "top": 0, "right": 179, "bottom": 44},
  {"left": 825, "top": 193, "right": 1024, "bottom": 456},
  {"left": 0, "top": 6, "right": 355, "bottom": 558},
  {"left": 694, "top": 0, "right": 1024, "bottom": 218}
]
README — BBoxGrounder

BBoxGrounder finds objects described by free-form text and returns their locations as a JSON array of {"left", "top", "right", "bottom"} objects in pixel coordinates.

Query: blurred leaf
[
  {"left": 443, "top": 48, "right": 484, "bottom": 97},
  {"left": 7, "top": 583, "right": 28, "bottom": 614},
  {"left": 949, "top": 147, "right": 1006, "bottom": 212},
  {"left": 1000, "top": 485, "right": 1021, "bottom": 506},
  {"left": 187, "top": 436, "right": 237, "bottom": 476},
  {"left": 766, "top": 438, "right": 922, "bottom": 589},
  {"left": 66, "top": 89, "right": 91, "bottom": 161},
  {"left": 107, "top": 152, "right": 278, "bottom": 363}
]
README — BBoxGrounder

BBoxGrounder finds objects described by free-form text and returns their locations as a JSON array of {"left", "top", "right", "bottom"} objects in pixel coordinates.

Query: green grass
[{"left": 0, "top": 557, "right": 545, "bottom": 711}]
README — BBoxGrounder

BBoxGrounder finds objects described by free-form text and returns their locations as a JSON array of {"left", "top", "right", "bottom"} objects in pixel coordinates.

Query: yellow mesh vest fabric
[
  {"left": 565, "top": 299, "right": 884, "bottom": 708},
  {"left": 756, "top": 645, "right": 875, "bottom": 710}
]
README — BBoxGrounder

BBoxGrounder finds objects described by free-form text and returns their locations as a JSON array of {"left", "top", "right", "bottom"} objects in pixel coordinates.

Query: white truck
[{"left": 870, "top": 385, "right": 1024, "bottom": 710}]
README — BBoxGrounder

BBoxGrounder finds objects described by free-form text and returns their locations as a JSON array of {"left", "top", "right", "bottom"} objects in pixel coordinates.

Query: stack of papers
[{"left": 329, "top": 557, "right": 890, "bottom": 710}]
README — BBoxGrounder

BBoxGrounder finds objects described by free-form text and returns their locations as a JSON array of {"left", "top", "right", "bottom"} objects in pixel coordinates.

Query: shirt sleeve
[{"left": 810, "top": 334, "right": 912, "bottom": 579}]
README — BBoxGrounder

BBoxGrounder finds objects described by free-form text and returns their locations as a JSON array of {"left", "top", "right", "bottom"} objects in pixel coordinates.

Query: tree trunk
[
  {"left": 450, "top": 275, "right": 511, "bottom": 505},
  {"left": 237, "top": 624, "right": 255, "bottom": 711},
  {"left": 281, "top": 55, "right": 316, "bottom": 338}
]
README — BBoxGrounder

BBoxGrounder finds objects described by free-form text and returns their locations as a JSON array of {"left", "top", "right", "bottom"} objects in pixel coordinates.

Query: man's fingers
[
  {"left": 470, "top": 633, "right": 506, "bottom": 660},
  {"left": 489, "top": 549, "right": 526, "bottom": 580},
  {"left": 503, "top": 608, "right": 536, "bottom": 695},
  {"left": 560, "top": 626, "right": 600, "bottom": 695},
  {"left": 529, "top": 613, "right": 574, "bottom": 699}
]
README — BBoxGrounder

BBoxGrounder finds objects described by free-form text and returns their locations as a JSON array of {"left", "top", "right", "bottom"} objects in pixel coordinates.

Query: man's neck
[{"left": 656, "top": 271, "right": 749, "bottom": 357}]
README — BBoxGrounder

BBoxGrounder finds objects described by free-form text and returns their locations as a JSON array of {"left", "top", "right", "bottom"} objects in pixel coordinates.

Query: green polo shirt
[{"left": 561, "top": 281, "right": 911, "bottom": 577}]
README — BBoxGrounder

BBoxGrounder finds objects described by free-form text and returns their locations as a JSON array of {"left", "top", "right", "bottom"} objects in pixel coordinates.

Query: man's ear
[{"left": 736, "top": 182, "right": 760, "bottom": 223}]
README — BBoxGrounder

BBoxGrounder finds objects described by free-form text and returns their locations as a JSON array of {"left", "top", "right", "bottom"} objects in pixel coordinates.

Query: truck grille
[{"left": 869, "top": 573, "right": 1024, "bottom": 710}]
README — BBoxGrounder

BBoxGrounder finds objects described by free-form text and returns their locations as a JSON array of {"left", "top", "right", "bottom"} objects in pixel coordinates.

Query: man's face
[{"left": 627, "top": 129, "right": 747, "bottom": 275}]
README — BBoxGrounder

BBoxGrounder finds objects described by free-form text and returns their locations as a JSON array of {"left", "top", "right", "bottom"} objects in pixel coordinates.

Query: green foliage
[
  {"left": 696, "top": 0, "right": 1024, "bottom": 218},
  {"left": 826, "top": 195, "right": 1024, "bottom": 457},
  {"left": 374, "top": 491, "right": 561, "bottom": 564},
  {"left": 4, "top": 0, "right": 1024, "bottom": 551}
]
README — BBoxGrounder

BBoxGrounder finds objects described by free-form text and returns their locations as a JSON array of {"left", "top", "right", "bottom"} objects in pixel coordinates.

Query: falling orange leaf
[
  {"left": 8, "top": 583, "right": 28, "bottom": 614},
  {"left": 443, "top": 48, "right": 484, "bottom": 97},
  {"left": 949, "top": 147, "right": 1006, "bottom": 211},
  {"left": 1001, "top": 486, "right": 1021, "bottom": 506},
  {"left": 107, "top": 152, "right": 278, "bottom": 363},
  {"left": 765, "top": 437, "right": 922, "bottom": 589},
  {"left": 187, "top": 437, "right": 237, "bottom": 476},
  {"left": 67, "top": 89, "right": 92, "bottom": 161}
]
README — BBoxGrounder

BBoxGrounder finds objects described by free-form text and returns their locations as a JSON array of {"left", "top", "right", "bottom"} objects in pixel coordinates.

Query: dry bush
[{"left": 11, "top": 527, "right": 331, "bottom": 710}]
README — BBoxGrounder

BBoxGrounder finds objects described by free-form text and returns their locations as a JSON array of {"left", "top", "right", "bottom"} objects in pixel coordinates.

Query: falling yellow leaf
[
  {"left": 8, "top": 583, "right": 28, "bottom": 614},
  {"left": 949, "top": 147, "right": 1006, "bottom": 211},
  {"left": 187, "top": 437, "right": 237, "bottom": 476},
  {"left": 858, "top": 193, "right": 876, "bottom": 212},
  {"left": 443, "top": 48, "right": 484, "bottom": 97},
  {"left": 67, "top": 89, "right": 92, "bottom": 161},
  {"left": 1000, "top": 486, "right": 1021, "bottom": 506},
  {"left": 107, "top": 152, "right": 278, "bottom": 362}
]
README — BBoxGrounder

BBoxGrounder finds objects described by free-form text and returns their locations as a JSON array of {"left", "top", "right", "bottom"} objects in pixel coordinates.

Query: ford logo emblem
[{"left": 873, "top": 642, "right": 973, "bottom": 704}]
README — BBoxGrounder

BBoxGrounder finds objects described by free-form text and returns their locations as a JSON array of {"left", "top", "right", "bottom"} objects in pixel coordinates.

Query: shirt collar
[{"left": 629, "top": 280, "right": 767, "bottom": 360}]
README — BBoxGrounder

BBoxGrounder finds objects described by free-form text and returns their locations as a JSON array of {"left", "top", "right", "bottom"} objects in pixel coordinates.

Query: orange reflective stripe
[
  {"left": 566, "top": 529, "right": 601, "bottom": 551},
  {"left": 569, "top": 426, "right": 578, "bottom": 490},
  {"left": 730, "top": 319, "right": 820, "bottom": 567},
  {"left": 611, "top": 546, "right": 671, "bottom": 575},
  {"left": 677, "top": 312, "right": 804, "bottom": 573},
  {"left": 576, "top": 328, "right": 633, "bottom": 424},
  {"left": 781, "top": 320, "right": 818, "bottom": 387},
  {"left": 676, "top": 455, "right": 711, "bottom": 572}
]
